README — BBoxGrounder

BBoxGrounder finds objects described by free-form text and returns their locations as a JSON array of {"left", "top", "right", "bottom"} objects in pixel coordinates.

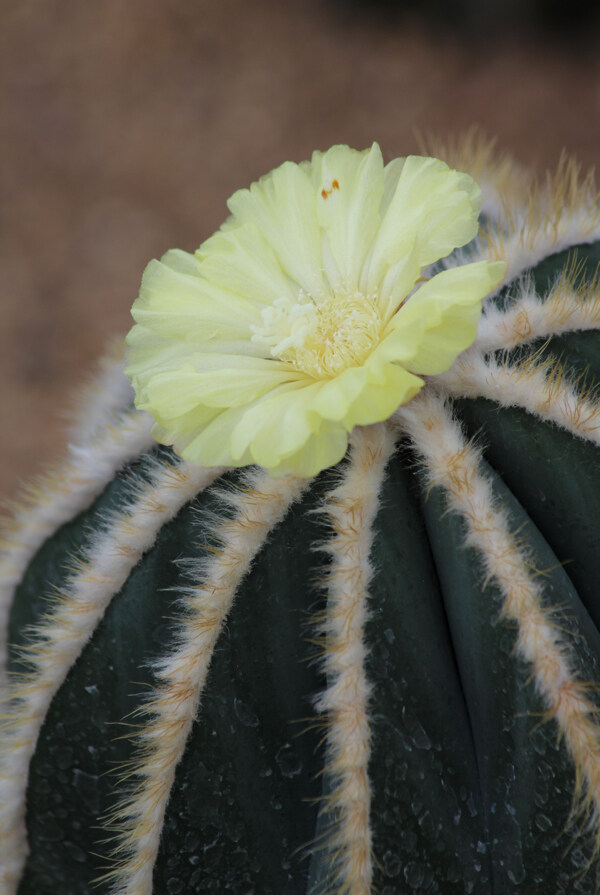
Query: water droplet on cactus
[
  {"left": 570, "top": 848, "right": 589, "bottom": 869},
  {"left": 275, "top": 743, "right": 302, "bottom": 777},
  {"left": 63, "top": 840, "right": 87, "bottom": 864},
  {"left": 382, "top": 850, "right": 401, "bottom": 876},
  {"left": 37, "top": 819, "right": 64, "bottom": 843},
  {"left": 71, "top": 769, "right": 100, "bottom": 814},
  {"left": 508, "top": 867, "right": 526, "bottom": 884},
  {"left": 184, "top": 831, "right": 200, "bottom": 852},
  {"left": 535, "top": 813, "right": 552, "bottom": 832},
  {"left": 403, "top": 861, "right": 428, "bottom": 888},
  {"left": 233, "top": 697, "right": 259, "bottom": 728},
  {"left": 400, "top": 829, "right": 418, "bottom": 853}
]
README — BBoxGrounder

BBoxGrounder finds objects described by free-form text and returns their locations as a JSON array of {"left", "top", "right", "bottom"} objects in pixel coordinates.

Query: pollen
[
  {"left": 250, "top": 289, "right": 383, "bottom": 379},
  {"left": 321, "top": 179, "right": 341, "bottom": 200}
]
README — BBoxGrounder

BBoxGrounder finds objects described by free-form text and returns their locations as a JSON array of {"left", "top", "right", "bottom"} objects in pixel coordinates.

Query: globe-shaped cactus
[{"left": 1, "top": 136, "right": 600, "bottom": 894}]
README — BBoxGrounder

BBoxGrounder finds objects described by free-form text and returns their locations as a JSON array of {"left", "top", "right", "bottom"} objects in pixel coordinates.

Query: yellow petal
[
  {"left": 266, "top": 425, "right": 349, "bottom": 477},
  {"left": 126, "top": 326, "right": 268, "bottom": 390},
  {"left": 180, "top": 404, "right": 254, "bottom": 468},
  {"left": 132, "top": 252, "right": 260, "bottom": 340},
  {"left": 144, "top": 362, "right": 298, "bottom": 423},
  {"left": 180, "top": 380, "right": 316, "bottom": 469},
  {"left": 314, "top": 363, "right": 423, "bottom": 429},
  {"left": 309, "top": 143, "right": 385, "bottom": 290},
  {"left": 230, "top": 381, "right": 322, "bottom": 465},
  {"left": 364, "top": 156, "right": 481, "bottom": 294},
  {"left": 374, "top": 260, "right": 506, "bottom": 376},
  {"left": 227, "top": 161, "right": 326, "bottom": 298},
  {"left": 196, "top": 221, "right": 297, "bottom": 307}
]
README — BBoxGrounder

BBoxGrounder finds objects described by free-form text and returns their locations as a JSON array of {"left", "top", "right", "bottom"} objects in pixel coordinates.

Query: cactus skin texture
[{"left": 2, "top": 138, "right": 600, "bottom": 895}]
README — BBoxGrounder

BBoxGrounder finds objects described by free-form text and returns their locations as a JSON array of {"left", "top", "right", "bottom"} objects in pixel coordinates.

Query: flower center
[{"left": 251, "top": 289, "right": 383, "bottom": 379}]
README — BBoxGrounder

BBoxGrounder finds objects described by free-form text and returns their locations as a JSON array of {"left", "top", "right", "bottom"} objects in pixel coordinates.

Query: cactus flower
[{"left": 126, "top": 144, "right": 505, "bottom": 476}]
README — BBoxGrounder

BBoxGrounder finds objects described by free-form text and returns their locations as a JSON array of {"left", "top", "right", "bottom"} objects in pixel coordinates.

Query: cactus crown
[{"left": 1, "top": 135, "right": 600, "bottom": 894}]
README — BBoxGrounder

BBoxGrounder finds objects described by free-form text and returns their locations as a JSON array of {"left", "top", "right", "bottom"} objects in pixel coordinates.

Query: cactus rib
[
  {"left": 397, "top": 390, "right": 600, "bottom": 852},
  {"left": 440, "top": 352, "right": 600, "bottom": 447},
  {"left": 313, "top": 423, "right": 397, "bottom": 895},
  {"left": 477, "top": 265, "right": 600, "bottom": 352},
  {"left": 102, "top": 469, "right": 309, "bottom": 895},
  {"left": 0, "top": 408, "right": 155, "bottom": 704},
  {"left": 0, "top": 457, "right": 220, "bottom": 893}
]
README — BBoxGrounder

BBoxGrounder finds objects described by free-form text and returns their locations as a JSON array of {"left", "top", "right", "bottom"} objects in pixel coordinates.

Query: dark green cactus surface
[{"left": 7, "top": 242, "right": 600, "bottom": 894}]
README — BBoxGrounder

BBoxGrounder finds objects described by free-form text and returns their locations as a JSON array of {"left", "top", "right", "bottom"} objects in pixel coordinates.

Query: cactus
[{"left": 1, "top": 135, "right": 600, "bottom": 895}]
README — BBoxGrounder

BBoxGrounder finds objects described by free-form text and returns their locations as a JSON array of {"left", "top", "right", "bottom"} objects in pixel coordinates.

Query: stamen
[{"left": 251, "top": 288, "right": 383, "bottom": 379}]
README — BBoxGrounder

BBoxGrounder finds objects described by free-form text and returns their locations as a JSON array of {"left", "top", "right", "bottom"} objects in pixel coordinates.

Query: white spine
[
  {"left": 67, "top": 348, "right": 136, "bottom": 445},
  {"left": 315, "top": 423, "right": 396, "bottom": 895},
  {"left": 481, "top": 208, "right": 600, "bottom": 285},
  {"left": 439, "top": 352, "right": 600, "bottom": 448},
  {"left": 0, "top": 458, "right": 219, "bottom": 895},
  {"left": 103, "top": 470, "right": 308, "bottom": 895},
  {"left": 477, "top": 276, "right": 600, "bottom": 352}
]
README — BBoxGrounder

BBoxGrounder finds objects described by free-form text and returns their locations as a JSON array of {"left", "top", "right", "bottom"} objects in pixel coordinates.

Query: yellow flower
[{"left": 126, "top": 144, "right": 505, "bottom": 476}]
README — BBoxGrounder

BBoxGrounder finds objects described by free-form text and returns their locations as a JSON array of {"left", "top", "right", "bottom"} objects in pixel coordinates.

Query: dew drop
[
  {"left": 184, "top": 831, "right": 200, "bottom": 852},
  {"left": 400, "top": 829, "right": 417, "bottom": 853},
  {"left": 233, "top": 697, "right": 259, "bottom": 728},
  {"left": 38, "top": 817, "right": 64, "bottom": 843},
  {"left": 275, "top": 743, "right": 302, "bottom": 777},
  {"left": 383, "top": 851, "right": 401, "bottom": 877},
  {"left": 535, "top": 813, "right": 552, "bottom": 832},
  {"left": 508, "top": 865, "right": 526, "bottom": 884},
  {"left": 72, "top": 768, "right": 100, "bottom": 813},
  {"left": 64, "top": 841, "right": 87, "bottom": 863},
  {"left": 403, "top": 862, "right": 425, "bottom": 888},
  {"left": 56, "top": 746, "right": 74, "bottom": 771},
  {"left": 570, "top": 849, "right": 588, "bottom": 869}
]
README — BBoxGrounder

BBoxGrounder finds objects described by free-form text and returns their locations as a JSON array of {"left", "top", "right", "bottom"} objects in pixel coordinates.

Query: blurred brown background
[{"left": 2, "top": 0, "right": 600, "bottom": 502}]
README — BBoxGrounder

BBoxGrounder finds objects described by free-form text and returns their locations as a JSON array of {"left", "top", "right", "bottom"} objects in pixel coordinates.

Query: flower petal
[
  {"left": 373, "top": 260, "right": 506, "bottom": 376},
  {"left": 363, "top": 156, "right": 481, "bottom": 294},
  {"left": 144, "top": 362, "right": 298, "bottom": 422},
  {"left": 132, "top": 251, "right": 260, "bottom": 341},
  {"left": 179, "top": 404, "right": 254, "bottom": 467},
  {"left": 267, "top": 425, "right": 349, "bottom": 478},
  {"left": 126, "top": 326, "right": 268, "bottom": 389},
  {"left": 226, "top": 161, "right": 326, "bottom": 298},
  {"left": 309, "top": 143, "right": 385, "bottom": 290},
  {"left": 230, "top": 382, "right": 322, "bottom": 464},
  {"left": 314, "top": 363, "right": 424, "bottom": 428},
  {"left": 196, "top": 221, "right": 297, "bottom": 307},
  {"left": 179, "top": 381, "right": 322, "bottom": 471}
]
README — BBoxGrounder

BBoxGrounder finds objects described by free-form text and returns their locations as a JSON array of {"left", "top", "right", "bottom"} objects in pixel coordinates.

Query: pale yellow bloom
[{"left": 126, "top": 144, "right": 505, "bottom": 476}]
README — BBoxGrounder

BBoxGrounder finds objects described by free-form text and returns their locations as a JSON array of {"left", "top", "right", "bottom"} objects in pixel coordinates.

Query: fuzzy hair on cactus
[{"left": 1, "top": 134, "right": 600, "bottom": 895}]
